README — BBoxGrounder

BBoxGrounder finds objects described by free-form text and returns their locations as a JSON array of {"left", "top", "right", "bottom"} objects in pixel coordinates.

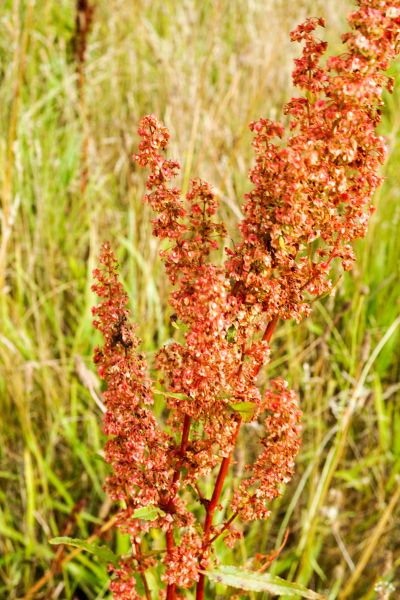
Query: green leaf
[
  {"left": 49, "top": 537, "right": 119, "bottom": 567},
  {"left": 201, "top": 566, "right": 324, "bottom": 598},
  {"left": 279, "top": 235, "right": 287, "bottom": 251},
  {"left": 133, "top": 506, "right": 166, "bottom": 521},
  {"left": 226, "top": 325, "right": 237, "bottom": 343},
  {"left": 152, "top": 389, "right": 189, "bottom": 401},
  {"left": 171, "top": 321, "right": 180, "bottom": 330},
  {"left": 228, "top": 402, "right": 257, "bottom": 423}
]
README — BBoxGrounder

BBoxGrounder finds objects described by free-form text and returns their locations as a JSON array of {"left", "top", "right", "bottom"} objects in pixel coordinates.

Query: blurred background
[{"left": 0, "top": 0, "right": 400, "bottom": 599}]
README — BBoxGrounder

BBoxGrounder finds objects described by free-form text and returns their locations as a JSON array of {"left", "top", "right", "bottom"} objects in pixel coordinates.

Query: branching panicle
[{"left": 92, "top": 3, "right": 400, "bottom": 598}]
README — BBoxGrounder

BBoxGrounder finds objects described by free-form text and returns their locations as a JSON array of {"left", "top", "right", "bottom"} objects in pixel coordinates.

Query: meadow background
[{"left": 1, "top": 0, "right": 400, "bottom": 599}]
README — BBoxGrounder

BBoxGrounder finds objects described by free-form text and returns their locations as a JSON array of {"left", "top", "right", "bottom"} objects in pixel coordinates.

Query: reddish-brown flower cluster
[
  {"left": 231, "top": 379, "right": 302, "bottom": 521},
  {"left": 226, "top": 2, "right": 400, "bottom": 326},
  {"left": 92, "top": 2, "right": 400, "bottom": 599}
]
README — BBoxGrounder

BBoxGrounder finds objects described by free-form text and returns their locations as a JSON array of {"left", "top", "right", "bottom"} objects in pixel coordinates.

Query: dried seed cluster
[{"left": 92, "top": 2, "right": 400, "bottom": 597}]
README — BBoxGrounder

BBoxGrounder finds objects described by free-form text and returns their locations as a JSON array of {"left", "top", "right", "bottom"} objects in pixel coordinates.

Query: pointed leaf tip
[
  {"left": 132, "top": 506, "right": 166, "bottom": 521},
  {"left": 228, "top": 401, "right": 257, "bottom": 423},
  {"left": 201, "top": 566, "right": 324, "bottom": 598},
  {"left": 49, "top": 537, "right": 119, "bottom": 567}
]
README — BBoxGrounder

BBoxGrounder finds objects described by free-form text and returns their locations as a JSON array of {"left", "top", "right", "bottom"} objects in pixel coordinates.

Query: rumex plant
[{"left": 90, "top": 2, "right": 400, "bottom": 598}]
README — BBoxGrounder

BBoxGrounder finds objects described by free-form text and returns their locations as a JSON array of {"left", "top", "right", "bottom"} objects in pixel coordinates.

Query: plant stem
[
  {"left": 172, "top": 414, "right": 192, "bottom": 487},
  {"left": 73, "top": 0, "right": 94, "bottom": 194},
  {"left": 258, "top": 527, "right": 289, "bottom": 573},
  {"left": 165, "top": 414, "right": 192, "bottom": 599},
  {"left": 196, "top": 315, "right": 279, "bottom": 600},
  {"left": 166, "top": 530, "right": 176, "bottom": 600},
  {"left": 203, "top": 419, "right": 242, "bottom": 538},
  {"left": 134, "top": 541, "right": 152, "bottom": 600},
  {"left": 254, "top": 315, "right": 279, "bottom": 378},
  {"left": 208, "top": 512, "right": 238, "bottom": 545},
  {"left": 196, "top": 417, "right": 242, "bottom": 600}
]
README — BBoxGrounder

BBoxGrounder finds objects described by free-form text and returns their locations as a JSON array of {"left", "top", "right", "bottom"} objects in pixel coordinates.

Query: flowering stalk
[{"left": 92, "top": 2, "right": 400, "bottom": 598}]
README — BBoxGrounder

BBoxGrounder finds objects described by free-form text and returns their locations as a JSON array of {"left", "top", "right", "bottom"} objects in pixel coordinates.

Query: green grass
[{"left": 0, "top": 0, "right": 399, "bottom": 599}]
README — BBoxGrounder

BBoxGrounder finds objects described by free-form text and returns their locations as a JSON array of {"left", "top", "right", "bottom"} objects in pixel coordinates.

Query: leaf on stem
[
  {"left": 227, "top": 402, "right": 256, "bottom": 423},
  {"left": 200, "top": 566, "right": 324, "bottom": 598},
  {"left": 279, "top": 236, "right": 287, "bottom": 251},
  {"left": 49, "top": 537, "right": 119, "bottom": 567},
  {"left": 226, "top": 325, "right": 238, "bottom": 343},
  {"left": 132, "top": 506, "right": 166, "bottom": 521}
]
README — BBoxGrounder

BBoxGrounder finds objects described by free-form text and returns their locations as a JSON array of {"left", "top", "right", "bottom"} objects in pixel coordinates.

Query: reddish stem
[
  {"left": 231, "top": 279, "right": 242, "bottom": 296},
  {"left": 195, "top": 482, "right": 206, "bottom": 502},
  {"left": 203, "top": 418, "right": 242, "bottom": 537},
  {"left": 166, "top": 414, "right": 191, "bottom": 599},
  {"left": 166, "top": 529, "right": 176, "bottom": 600},
  {"left": 125, "top": 494, "right": 152, "bottom": 600},
  {"left": 300, "top": 248, "right": 338, "bottom": 292},
  {"left": 208, "top": 512, "right": 238, "bottom": 545},
  {"left": 258, "top": 527, "right": 289, "bottom": 573},
  {"left": 196, "top": 315, "right": 279, "bottom": 600},
  {"left": 134, "top": 541, "right": 152, "bottom": 600},
  {"left": 195, "top": 418, "right": 241, "bottom": 600},
  {"left": 254, "top": 315, "right": 279, "bottom": 378},
  {"left": 172, "top": 414, "right": 192, "bottom": 487}
]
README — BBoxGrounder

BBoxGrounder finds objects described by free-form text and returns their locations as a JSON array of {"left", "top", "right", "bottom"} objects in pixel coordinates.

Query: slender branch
[
  {"left": 195, "top": 482, "right": 205, "bottom": 501},
  {"left": 134, "top": 541, "right": 152, "bottom": 600},
  {"left": 208, "top": 512, "right": 238, "bottom": 545},
  {"left": 166, "top": 583, "right": 176, "bottom": 600},
  {"left": 258, "top": 527, "right": 289, "bottom": 573},
  {"left": 166, "top": 530, "right": 176, "bottom": 600},
  {"left": 203, "top": 418, "right": 242, "bottom": 538},
  {"left": 131, "top": 549, "right": 167, "bottom": 560},
  {"left": 300, "top": 249, "right": 337, "bottom": 292},
  {"left": 126, "top": 493, "right": 152, "bottom": 600},
  {"left": 254, "top": 315, "right": 279, "bottom": 379},
  {"left": 196, "top": 315, "right": 279, "bottom": 600},
  {"left": 141, "top": 572, "right": 152, "bottom": 600},
  {"left": 231, "top": 279, "right": 242, "bottom": 296},
  {"left": 195, "top": 418, "right": 241, "bottom": 600},
  {"left": 166, "top": 530, "right": 174, "bottom": 551},
  {"left": 171, "top": 414, "right": 192, "bottom": 487},
  {"left": 193, "top": 481, "right": 209, "bottom": 508},
  {"left": 236, "top": 342, "right": 246, "bottom": 377},
  {"left": 165, "top": 413, "right": 192, "bottom": 599}
]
